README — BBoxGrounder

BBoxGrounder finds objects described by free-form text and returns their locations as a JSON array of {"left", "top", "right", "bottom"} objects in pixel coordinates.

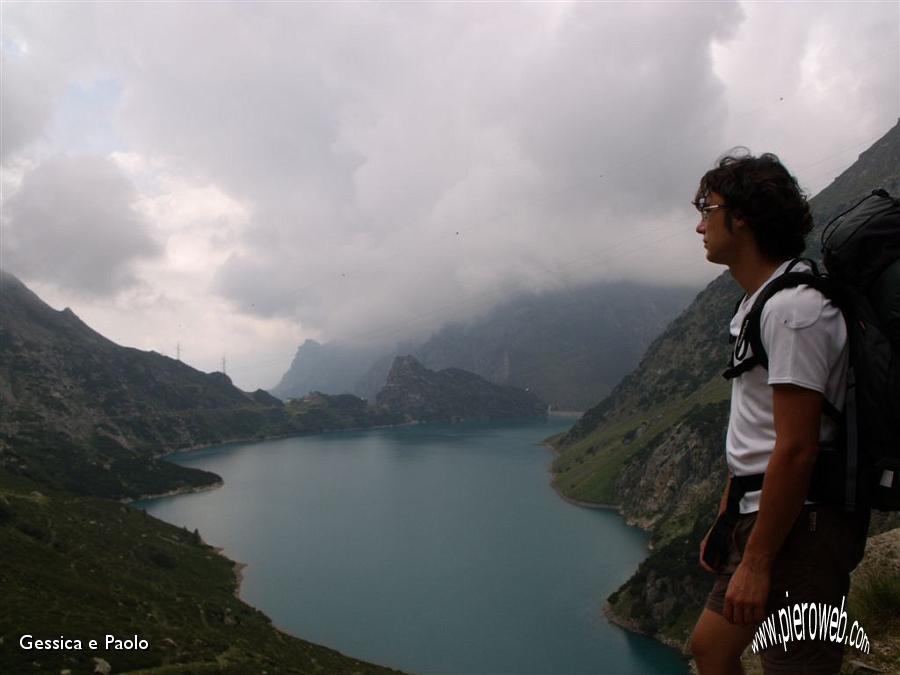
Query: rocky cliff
[
  {"left": 272, "top": 282, "right": 696, "bottom": 410},
  {"left": 375, "top": 355, "right": 546, "bottom": 422},
  {"left": 270, "top": 339, "right": 385, "bottom": 401}
]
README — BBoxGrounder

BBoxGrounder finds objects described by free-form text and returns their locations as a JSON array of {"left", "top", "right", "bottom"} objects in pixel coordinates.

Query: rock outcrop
[
  {"left": 376, "top": 355, "right": 546, "bottom": 422},
  {"left": 273, "top": 282, "right": 697, "bottom": 410}
]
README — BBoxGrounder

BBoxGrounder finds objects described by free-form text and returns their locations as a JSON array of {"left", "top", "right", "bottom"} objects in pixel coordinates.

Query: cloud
[
  {"left": 0, "top": 36, "right": 61, "bottom": 162},
  {"left": 3, "top": 154, "right": 161, "bottom": 295},
  {"left": 1, "top": 1, "right": 897, "bottom": 386},
  {"left": 711, "top": 2, "right": 899, "bottom": 190},
  {"left": 94, "top": 2, "right": 751, "bottom": 339}
]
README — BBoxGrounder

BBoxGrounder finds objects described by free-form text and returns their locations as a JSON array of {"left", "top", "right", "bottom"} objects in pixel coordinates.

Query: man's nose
[{"left": 696, "top": 220, "right": 706, "bottom": 234}]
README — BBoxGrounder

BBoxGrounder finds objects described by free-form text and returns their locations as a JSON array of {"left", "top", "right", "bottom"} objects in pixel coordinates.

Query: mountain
[
  {"left": 270, "top": 339, "right": 386, "bottom": 401},
  {"left": 376, "top": 355, "right": 546, "bottom": 422},
  {"left": 0, "top": 274, "right": 550, "bottom": 672},
  {"left": 400, "top": 283, "right": 697, "bottom": 411},
  {"left": 549, "top": 120, "right": 900, "bottom": 651},
  {"left": 285, "top": 390, "right": 402, "bottom": 432},
  {"left": 0, "top": 272, "right": 404, "bottom": 500},
  {"left": 0, "top": 279, "right": 407, "bottom": 672},
  {"left": 1, "top": 272, "right": 549, "bottom": 502},
  {"left": 273, "top": 282, "right": 697, "bottom": 410},
  {"left": 1, "top": 271, "right": 249, "bottom": 499}
]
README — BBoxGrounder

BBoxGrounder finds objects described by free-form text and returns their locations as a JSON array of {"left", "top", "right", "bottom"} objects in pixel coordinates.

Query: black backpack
[{"left": 723, "top": 189, "right": 900, "bottom": 513}]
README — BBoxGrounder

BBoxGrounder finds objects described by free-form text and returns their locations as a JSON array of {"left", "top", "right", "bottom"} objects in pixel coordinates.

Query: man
[{"left": 688, "top": 152, "right": 868, "bottom": 675}]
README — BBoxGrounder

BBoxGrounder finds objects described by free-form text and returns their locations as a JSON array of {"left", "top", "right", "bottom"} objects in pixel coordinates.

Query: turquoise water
[{"left": 138, "top": 417, "right": 689, "bottom": 674}]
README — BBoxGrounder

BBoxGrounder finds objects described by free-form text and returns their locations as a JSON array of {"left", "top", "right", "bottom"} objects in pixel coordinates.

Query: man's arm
[{"left": 723, "top": 383, "right": 822, "bottom": 625}]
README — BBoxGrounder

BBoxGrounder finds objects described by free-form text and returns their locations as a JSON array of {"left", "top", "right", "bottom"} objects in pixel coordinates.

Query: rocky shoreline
[
  {"left": 543, "top": 439, "right": 690, "bottom": 661},
  {"left": 120, "top": 479, "right": 225, "bottom": 504},
  {"left": 602, "top": 600, "right": 687, "bottom": 653}
]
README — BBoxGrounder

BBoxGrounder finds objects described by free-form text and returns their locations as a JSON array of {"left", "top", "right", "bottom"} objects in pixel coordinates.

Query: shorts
[{"left": 705, "top": 504, "right": 869, "bottom": 675}]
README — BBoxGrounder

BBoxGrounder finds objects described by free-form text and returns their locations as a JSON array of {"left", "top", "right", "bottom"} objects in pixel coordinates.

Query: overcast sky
[{"left": 1, "top": 1, "right": 897, "bottom": 390}]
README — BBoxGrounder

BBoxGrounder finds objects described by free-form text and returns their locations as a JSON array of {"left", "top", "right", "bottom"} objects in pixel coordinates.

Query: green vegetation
[
  {"left": 1, "top": 426, "right": 219, "bottom": 501},
  {"left": 851, "top": 569, "right": 900, "bottom": 632},
  {"left": 286, "top": 392, "right": 404, "bottom": 432},
  {"left": 1, "top": 389, "right": 409, "bottom": 502},
  {"left": 0, "top": 469, "right": 399, "bottom": 675},
  {"left": 842, "top": 529, "right": 900, "bottom": 675},
  {"left": 606, "top": 495, "right": 720, "bottom": 648},
  {"left": 0, "top": 272, "right": 408, "bottom": 503},
  {"left": 552, "top": 375, "right": 729, "bottom": 505}
]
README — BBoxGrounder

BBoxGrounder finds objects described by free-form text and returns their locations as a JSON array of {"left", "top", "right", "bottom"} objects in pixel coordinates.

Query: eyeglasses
[{"left": 692, "top": 200, "right": 727, "bottom": 221}]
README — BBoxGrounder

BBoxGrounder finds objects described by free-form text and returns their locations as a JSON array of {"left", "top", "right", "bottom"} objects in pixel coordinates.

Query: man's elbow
[{"left": 773, "top": 440, "right": 820, "bottom": 473}]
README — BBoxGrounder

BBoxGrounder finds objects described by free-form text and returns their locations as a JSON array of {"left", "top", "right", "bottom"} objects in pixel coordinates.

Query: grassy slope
[
  {"left": 0, "top": 470, "right": 399, "bottom": 675},
  {"left": 552, "top": 374, "right": 729, "bottom": 508}
]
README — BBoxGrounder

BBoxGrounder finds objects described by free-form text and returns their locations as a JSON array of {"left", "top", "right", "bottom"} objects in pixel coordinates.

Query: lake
[{"left": 137, "top": 417, "right": 689, "bottom": 674}]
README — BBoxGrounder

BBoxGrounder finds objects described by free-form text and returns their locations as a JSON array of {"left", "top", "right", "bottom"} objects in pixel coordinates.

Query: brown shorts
[{"left": 705, "top": 505, "right": 869, "bottom": 675}]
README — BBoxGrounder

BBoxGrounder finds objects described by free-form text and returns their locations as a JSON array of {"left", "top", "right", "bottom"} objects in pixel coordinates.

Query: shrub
[
  {"left": 852, "top": 570, "right": 900, "bottom": 630},
  {"left": 146, "top": 548, "right": 177, "bottom": 569},
  {"left": 16, "top": 520, "right": 48, "bottom": 542},
  {"left": 0, "top": 499, "right": 14, "bottom": 525}
]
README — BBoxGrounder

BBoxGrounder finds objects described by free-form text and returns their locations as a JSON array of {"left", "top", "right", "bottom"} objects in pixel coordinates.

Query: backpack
[{"left": 722, "top": 188, "right": 900, "bottom": 513}]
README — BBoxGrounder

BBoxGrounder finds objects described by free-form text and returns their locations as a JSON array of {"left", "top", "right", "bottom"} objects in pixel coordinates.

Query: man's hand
[{"left": 723, "top": 556, "right": 771, "bottom": 625}]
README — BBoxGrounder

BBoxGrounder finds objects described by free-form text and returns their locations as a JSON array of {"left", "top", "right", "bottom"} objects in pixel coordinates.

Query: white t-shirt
[{"left": 726, "top": 260, "right": 849, "bottom": 513}]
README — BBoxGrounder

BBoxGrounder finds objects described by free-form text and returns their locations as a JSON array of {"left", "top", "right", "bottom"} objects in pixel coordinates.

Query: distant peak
[
  {"left": 390, "top": 355, "right": 427, "bottom": 372},
  {"left": 207, "top": 371, "right": 234, "bottom": 387},
  {"left": 0, "top": 268, "right": 26, "bottom": 289}
]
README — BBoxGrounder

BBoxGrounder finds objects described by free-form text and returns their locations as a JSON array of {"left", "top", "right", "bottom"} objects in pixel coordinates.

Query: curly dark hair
[{"left": 695, "top": 149, "right": 813, "bottom": 262}]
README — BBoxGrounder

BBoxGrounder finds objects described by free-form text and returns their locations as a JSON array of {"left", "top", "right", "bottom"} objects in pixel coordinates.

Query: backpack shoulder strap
[{"left": 723, "top": 260, "right": 829, "bottom": 380}]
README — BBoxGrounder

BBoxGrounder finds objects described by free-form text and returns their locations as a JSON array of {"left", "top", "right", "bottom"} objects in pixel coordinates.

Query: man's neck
[{"left": 729, "top": 252, "right": 784, "bottom": 297}]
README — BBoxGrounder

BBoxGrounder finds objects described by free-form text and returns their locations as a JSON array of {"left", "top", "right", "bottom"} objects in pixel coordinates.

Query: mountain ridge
[
  {"left": 1, "top": 270, "right": 394, "bottom": 499},
  {"left": 376, "top": 355, "right": 546, "bottom": 422},
  {"left": 272, "top": 281, "right": 697, "bottom": 410},
  {"left": 1, "top": 273, "right": 549, "bottom": 499}
]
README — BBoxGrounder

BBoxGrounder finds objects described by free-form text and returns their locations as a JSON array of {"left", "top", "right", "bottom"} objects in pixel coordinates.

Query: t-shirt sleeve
[{"left": 760, "top": 286, "right": 844, "bottom": 394}]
